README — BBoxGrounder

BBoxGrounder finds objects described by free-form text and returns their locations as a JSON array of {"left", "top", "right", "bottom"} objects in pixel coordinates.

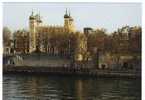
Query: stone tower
[
  {"left": 29, "top": 11, "right": 42, "bottom": 53},
  {"left": 64, "top": 9, "right": 75, "bottom": 33},
  {"left": 69, "top": 12, "right": 75, "bottom": 33}
]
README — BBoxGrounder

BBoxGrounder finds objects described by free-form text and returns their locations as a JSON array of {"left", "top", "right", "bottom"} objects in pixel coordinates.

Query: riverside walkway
[{"left": 3, "top": 65, "right": 141, "bottom": 79}]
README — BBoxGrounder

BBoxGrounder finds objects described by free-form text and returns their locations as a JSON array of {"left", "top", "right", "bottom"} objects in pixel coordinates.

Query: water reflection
[{"left": 3, "top": 74, "right": 141, "bottom": 100}]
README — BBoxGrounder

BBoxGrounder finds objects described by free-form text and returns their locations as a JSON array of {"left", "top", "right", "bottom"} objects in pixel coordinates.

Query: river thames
[{"left": 3, "top": 74, "right": 141, "bottom": 100}]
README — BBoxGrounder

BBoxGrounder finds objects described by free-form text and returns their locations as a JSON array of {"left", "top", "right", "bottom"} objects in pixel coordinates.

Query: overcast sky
[{"left": 3, "top": 2, "right": 141, "bottom": 33}]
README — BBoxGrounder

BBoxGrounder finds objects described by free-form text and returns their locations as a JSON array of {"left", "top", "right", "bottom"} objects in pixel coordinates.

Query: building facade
[
  {"left": 29, "top": 9, "right": 75, "bottom": 53},
  {"left": 28, "top": 9, "right": 88, "bottom": 62}
]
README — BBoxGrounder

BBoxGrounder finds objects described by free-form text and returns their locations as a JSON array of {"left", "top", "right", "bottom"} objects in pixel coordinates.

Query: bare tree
[{"left": 3, "top": 27, "right": 12, "bottom": 46}]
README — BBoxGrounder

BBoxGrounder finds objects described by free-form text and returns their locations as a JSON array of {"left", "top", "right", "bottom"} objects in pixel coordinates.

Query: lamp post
[{"left": 93, "top": 47, "right": 99, "bottom": 69}]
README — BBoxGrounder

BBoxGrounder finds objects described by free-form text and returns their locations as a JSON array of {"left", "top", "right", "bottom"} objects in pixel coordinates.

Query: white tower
[
  {"left": 64, "top": 9, "right": 70, "bottom": 31},
  {"left": 69, "top": 11, "right": 75, "bottom": 33},
  {"left": 29, "top": 11, "right": 37, "bottom": 53},
  {"left": 64, "top": 9, "right": 75, "bottom": 33}
]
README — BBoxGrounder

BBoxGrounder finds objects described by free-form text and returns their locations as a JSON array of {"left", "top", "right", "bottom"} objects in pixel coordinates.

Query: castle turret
[
  {"left": 29, "top": 11, "right": 43, "bottom": 53},
  {"left": 64, "top": 9, "right": 75, "bottom": 33},
  {"left": 64, "top": 9, "right": 70, "bottom": 31},
  {"left": 35, "top": 13, "right": 42, "bottom": 26},
  {"left": 68, "top": 11, "right": 75, "bottom": 33},
  {"left": 29, "top": 11, "right": 37, "bottom": 52}
]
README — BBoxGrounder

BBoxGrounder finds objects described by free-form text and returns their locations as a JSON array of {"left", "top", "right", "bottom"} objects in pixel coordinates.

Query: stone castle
[
  {"left": 29, "top": 9, "right": 75, "bottom": 52},
  {"left": 29, "top": 9, "right": 87, "bottom": 61}
]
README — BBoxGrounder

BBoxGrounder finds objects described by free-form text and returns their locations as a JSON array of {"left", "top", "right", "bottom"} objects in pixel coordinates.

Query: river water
[{"left": 3, "top": 74, "right": 141, "bottom": 100}]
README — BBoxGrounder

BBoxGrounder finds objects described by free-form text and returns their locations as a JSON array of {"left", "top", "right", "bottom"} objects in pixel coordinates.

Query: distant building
[
  {"left": 129, "top": 26, "right": 141, "bottom": 54},
  {"left": 84, "top": 27, "right": 93, "bottom": 36}
]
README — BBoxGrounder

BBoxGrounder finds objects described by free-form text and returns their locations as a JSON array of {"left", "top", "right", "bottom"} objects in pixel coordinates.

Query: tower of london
[
  {"left": 28, "top": 9, "right": 88, "bottom": 61},
  {"left": 29, "top": 9, "right": 75, "bottom": 53}
]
